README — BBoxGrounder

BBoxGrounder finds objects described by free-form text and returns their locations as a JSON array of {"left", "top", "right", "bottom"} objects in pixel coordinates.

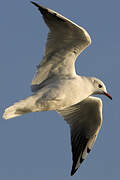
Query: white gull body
[{"left": 2, "top": 1, "right": 112, "bottom": 176}]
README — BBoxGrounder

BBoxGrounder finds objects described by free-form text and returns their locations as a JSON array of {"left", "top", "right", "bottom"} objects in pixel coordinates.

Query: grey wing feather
[
  {"left": 31, "top": 2, "right": 91, "bottom": 92},
  {"left": 57, "top": 96, "right": 102, "bottom": 176}
]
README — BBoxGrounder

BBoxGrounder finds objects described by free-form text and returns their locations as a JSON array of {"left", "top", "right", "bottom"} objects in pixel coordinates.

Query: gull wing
[
  {"left": 57, "top": 96, "right": 102, "bottom": 176},
  {"left": 31, "top": 2, "right": 91, "bottom": 92}
]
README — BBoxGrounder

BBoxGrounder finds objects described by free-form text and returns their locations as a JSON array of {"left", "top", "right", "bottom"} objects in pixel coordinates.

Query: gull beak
[{"left": 104, "top": 92, "right": 112, "bottom": 100}]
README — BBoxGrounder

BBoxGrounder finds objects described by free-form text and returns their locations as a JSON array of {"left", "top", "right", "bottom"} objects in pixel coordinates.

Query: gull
[{"left": 2, "top": 1, "right": 112, "bottom": 176}]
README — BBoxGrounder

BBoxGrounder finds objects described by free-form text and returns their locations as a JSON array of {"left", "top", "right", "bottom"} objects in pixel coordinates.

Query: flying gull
[{"left": 2, "top": 1, "right": 112, "bottom": 176}]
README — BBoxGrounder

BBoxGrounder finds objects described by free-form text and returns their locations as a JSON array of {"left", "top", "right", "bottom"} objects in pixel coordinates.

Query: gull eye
[{"left": 98, "top": 84, "right": 102, "bottom": 88}]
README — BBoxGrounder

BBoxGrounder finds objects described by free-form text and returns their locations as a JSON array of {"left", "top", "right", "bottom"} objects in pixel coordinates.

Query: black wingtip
[
  {"left": 30, "top": 1, "right": 47, "bottom": 15},
  {"left": 71, "top": 168, "right": 78, "bottom": 176},
  {"left": 30, "top": 1, "right": 39, "bottom": 8}
]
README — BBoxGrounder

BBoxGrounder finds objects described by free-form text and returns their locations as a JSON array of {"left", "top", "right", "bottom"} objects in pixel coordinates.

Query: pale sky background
[{"left": 0, "top": 0, "right": 119, "bottom": 179}]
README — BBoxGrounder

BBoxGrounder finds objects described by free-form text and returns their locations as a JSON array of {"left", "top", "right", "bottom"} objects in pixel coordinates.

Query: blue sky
[{"left": 0, "top": 0, "right": 119, "bottom": 179}]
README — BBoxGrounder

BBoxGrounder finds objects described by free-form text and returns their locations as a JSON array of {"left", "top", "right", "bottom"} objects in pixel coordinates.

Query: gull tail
[{"left": 2, "top": 95, "right": 37, "bottom": 120}]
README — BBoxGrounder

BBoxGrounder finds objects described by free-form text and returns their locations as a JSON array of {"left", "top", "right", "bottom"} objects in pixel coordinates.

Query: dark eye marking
[{"left": 98, "top": 84, "right": 102, "bottom": 88}]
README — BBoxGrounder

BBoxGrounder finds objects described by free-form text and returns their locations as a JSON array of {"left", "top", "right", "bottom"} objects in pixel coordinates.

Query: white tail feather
[
  {"left": 3, "top": 104, "right": 22, "bottom": 120},
  {"left": 2, "top": 96, "right": 37, "bottom": 120}
]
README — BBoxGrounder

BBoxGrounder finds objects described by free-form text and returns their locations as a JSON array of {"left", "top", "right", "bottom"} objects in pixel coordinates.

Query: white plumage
[{"left": 2, "top": 1, "right": 112, "bottom": 176}]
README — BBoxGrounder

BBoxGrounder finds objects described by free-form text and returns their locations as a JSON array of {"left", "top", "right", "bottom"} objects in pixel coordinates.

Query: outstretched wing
[
  {"left": 57, "top": 96, "right": 102, "bottom": 176},
  {"left": 31, "top": 2, "right": 91, "bottom": 92}
]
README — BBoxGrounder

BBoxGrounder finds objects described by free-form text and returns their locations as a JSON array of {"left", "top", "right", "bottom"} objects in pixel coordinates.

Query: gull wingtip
[
  {"left": 30, "top": 1, "right": 40, "bottom": 7},
  {"left": 71, "top": 168, "right": 78, "bottom": 176}
]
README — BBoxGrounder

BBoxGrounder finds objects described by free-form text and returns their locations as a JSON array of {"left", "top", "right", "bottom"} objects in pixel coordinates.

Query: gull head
[{"left": 91, "top": 77, "right": 112, "bottom": 100}]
